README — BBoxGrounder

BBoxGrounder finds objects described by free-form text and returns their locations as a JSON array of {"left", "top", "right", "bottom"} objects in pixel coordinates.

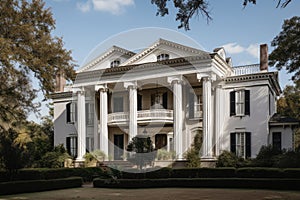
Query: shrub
[
  {"left": 0, "top": 177, "right": 82, "bottom": 195},
  {"left": 236, "top": 167, "right": 284, "bottom": 178},
  {"left": 156, "top": 149, "right": 175, "bottom": 160},
  {"left": 216, "top": 151, "right": 239, "bottom": 167},
  {"left": 185, "top": 149, "right": 201, "bottom": 167},
  {"left": 253, "top": 145, "right": 282, "bottom": 167}
]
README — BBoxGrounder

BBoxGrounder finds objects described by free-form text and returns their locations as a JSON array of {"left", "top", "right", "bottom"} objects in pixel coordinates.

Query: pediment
[
  {"left": 77, "top": 46, "right": 135, "bottom": 73},
  {"left": 120, "top": 38, "right": 210, "bottom": 66}
]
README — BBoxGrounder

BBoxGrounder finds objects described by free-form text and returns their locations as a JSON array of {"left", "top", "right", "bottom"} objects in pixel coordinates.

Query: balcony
[
  {"left": 233, "top": 64, "right": 260, "bottom": 76},
  {"left": 107, "top": 109, "right": 174, "bottom": 125}
]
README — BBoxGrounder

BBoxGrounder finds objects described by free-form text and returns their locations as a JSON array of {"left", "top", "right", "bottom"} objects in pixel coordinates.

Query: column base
[{"left": 200, "top": 157, "right": 217, "bottom": 168}]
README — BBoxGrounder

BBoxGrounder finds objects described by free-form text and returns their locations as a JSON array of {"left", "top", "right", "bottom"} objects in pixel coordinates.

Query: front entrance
[
  {"left": 155, "top": 134, "right": 167, "bottom": 149},
  {"left": 114, "top": 134, "right": 124, "bottom": 160}
]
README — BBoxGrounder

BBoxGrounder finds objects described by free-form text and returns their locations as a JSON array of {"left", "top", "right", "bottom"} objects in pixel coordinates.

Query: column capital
[
  {"left": 72, "top": 87, "right": 85, "bottom": 94},
  {"left": 95, "top": 84, "right": 108, "bottom": 92},
  {"left": 124, "top": 81, "right": 137, "bottom": 90},
  {"left": 197, "top": 73, "right": 217, "bottom": 82},
  {"left": 167, "top": 75, "right": 183, "bottom": 85}
]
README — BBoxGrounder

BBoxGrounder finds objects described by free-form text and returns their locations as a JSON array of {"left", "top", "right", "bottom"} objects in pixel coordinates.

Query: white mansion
[{"left": 51, "top": 39, "right": 298, "bottom": 164}]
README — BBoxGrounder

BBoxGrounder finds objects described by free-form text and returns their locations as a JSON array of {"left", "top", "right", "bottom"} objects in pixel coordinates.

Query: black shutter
[
  {"left": 66, "top": 103, "right": 71, "bottom": 123},
  {"left": 245, "top": 132, "right": 251, "bottom": 158},
  {"left": 75, "top": 137, "right": 78, "bottom": 158},
  {"left": 85, "top": 103, "right": 89, "bottom": 124},
  {"left": 189, "top": 92, "right": 194, "bottom": 119},
  {"left": 75, "top": 103, "right": 77, "bottom": 122},
  {"left": 138, "top": 94, "right": 142, "bottom": 111},
  {"left": 162, "top": 92, "right": 168, "bottom": 109},
  {"left": 230, "top": 91, "right": 236, "bottom": 116},
  {"left": 230, "top": 133, "right": 236, "bottom": 154},
  {"left": 66, "top": 137, "right": 71, "bottom": 155},
  {"left": 245, "top": 90, "right": 250, "bottom": 115}
]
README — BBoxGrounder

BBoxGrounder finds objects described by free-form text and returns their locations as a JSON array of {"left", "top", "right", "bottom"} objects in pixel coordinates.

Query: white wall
[
  {"left": 221, "top": 85, "right": 270, "bottom": 158},
  {"left": 269, "top": 126, "right": 294, "bottom": 150}
]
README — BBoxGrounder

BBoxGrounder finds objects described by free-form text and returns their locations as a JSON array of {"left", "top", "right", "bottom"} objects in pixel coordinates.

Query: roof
[{"left": 269, "top": 113, "right": 299, "bottom": 125}]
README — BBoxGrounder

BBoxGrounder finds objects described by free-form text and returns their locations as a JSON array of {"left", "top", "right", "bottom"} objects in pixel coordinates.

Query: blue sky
[{"left": 29, "top": 0, "right": 300, "bottom": 122}]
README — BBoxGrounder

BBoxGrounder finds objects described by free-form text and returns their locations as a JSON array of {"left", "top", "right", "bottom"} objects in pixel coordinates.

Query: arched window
[
  {"left": 157, "top": 54, "right": 169, "bottom": 61},
  {"left": 110, "top": 59, "right": 120, "bottom": 68}
]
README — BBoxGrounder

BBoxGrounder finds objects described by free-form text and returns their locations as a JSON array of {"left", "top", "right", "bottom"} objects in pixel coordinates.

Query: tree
[
  {"left": 269, "top": 16, "right": 300, "bottom": 83},
  {"left": 0, "top": 0, "right": 76, "bottom": 127},
  {"left": 151, "top": 0, "right": 292, "bottom": 30}
]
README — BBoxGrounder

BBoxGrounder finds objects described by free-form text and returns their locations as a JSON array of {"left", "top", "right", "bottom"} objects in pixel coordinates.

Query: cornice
[
  {"left": 50, "top": 91, "right": 73, "bottom": 100},
  {"left": 224, "top": 72, "right": 281, "bottom": 95}
]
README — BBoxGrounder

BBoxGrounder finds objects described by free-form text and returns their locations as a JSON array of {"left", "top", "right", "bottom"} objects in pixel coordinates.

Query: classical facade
[{"left": 51, "top": 39, "right": 298, "bottom": 163}]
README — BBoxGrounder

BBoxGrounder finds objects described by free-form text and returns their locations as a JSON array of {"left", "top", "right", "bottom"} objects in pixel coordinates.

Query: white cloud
[
  {"left": 77, "top": 1, "right": 91, "bottom": 13},
  {"left": 222, "top": 42, "right": 259, "bottom": 58},
  {"left": 246, "top": 43, "right": 259, "bottom": 58},
  {"left": 222, "top": 43, "right": 245, "bottom": 54},
  {"left": 77, "top": 0, "right": 134, "bottom": 15}
]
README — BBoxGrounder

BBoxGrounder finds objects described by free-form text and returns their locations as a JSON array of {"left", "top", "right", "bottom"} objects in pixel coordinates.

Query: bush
[
  {"left": 236, "top": 167, "right": 284, "bottom": 178},
  {"left": 253, "top": 145, "right": 282, "bottom": 167},
  {"left": 185, "top": 149, "right": 201, "bottom": 168},
  {"left": 156, "top": 149, "right": 175, "bottom": 160},
  {"left": 0, "top": 177, "right": 82, "bottom": 195}
]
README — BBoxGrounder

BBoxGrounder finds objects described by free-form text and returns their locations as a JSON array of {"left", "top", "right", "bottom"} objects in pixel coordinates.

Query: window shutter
[
  {"left": 75, "top": 137, "right": 78, "bottom": 158},
  {"left": 85, "top": 103, "right": 89, "bottom": 124},
  {"left": 230, "top": 91, "right": 236, "bottom": 116},
  {"left": 66, "top": 103, "right": 71, "bottom": 123},
  {"left": 189, "top": 92, "right": 194, "bottom": 119},
  {"left": 245, "top": 90, "right": 250, "bottom": 115},
  {"left": 246, "top": 132, "right": 251, "bottom": 158},
  {"left": 162, "top": 92, "right": 168, "bottom": 109},
  {"left": 230, "top": 133, "right": 236, "bottom": 154},
  {"left": 74, "top": 103, "right": 77, "bottom": 122},
  {"left": 138, "top": 94, "right": 142, "bottom": 111},
  {"left": 66, "top": 137, "right": 71, "bottom": 155}
]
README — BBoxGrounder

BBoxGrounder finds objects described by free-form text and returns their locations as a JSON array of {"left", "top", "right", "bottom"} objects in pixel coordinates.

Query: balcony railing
[
  {"left": 233, "top": 64, "right": 260, "bottom": 76},
  {"left": 107, "top": 109, "right": 173, "bottom": 125}
]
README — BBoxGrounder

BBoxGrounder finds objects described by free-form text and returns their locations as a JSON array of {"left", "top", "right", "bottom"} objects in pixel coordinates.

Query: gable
[
  {"left": 121, "top": 38, "right": 210, "bottom": 66},
  {"left": 77, "top": 46, "right": 135, "bottom": 73}
]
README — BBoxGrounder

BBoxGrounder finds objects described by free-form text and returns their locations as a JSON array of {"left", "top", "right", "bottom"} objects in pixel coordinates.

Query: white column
[
  {"left": 168, "top": 76, "right": 183, "bottom": 160},
  {"left": 215, "top": 85, "right": 222, "bottom": 156},
  {"left": 96, "top": 85, "right": 108, "bottom": 158},
  {"left": 202, "top": 77, "right": 213, "bottom": 158},
  {"left": 76, "top": 89, "right": 86, "bottom": 161},
  {"left": 124, "top": 82, "right": 137, "bottom": 142},
  {"left": 93, "top": 92, "right": 99, "bottom": 150}
]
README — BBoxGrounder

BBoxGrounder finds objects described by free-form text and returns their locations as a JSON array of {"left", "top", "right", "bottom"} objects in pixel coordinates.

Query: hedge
[
  {"left": 0, "top": 167, "right": 109, "bottom": 182},
  {"left": 0, "top": 177, "right": 82, "bottom": 195},
  {"left": 93, "top": 178, "right": 300, "bottom": 190}
]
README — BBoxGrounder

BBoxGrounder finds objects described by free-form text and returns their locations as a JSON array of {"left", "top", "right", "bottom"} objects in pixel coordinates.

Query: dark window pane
[
  {"left": 230, "top": 91, "right": 236, "bottom": 116},
  {"left": 246, "top": 132, "right": 251, "bottom": 158},
  {"left": 230, "top": 132, "right": 236, "bottom": 154},
  {"left": 245, "top": 90, "right": 250, "bottom": 115}
]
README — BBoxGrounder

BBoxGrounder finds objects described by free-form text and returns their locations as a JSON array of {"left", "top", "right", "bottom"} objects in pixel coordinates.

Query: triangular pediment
[
  {"left": 120, "top": 38, "right": 210, "bottom": 66},
  {"left": 77, "top": 46, "right": 135, "bottom": 73}
]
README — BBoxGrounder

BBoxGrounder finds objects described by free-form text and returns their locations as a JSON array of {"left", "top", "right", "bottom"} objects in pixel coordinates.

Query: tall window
[
  {"left": 66, "top": 102, "right": 76, "bottom": 123},
  {"left": 151, "top": 92, "right": 167, "bottom": 109},
  {"left": 157, "top": 54, "right": 169, "bottom": 61},
  {"left": 230, "top": 132, "right": 251, "bottom": 158},
  {"left": 110, "top": 60, "right": 120, "bottom": 68},
  {"left": 86, "top": 103, "right": 94, "bottom": 126},
  {"left": 272, "top": 132, "right": 282, "bottom": 150},
  {"left": 189, "top": 92, "right": 202, "bottom": 119},
  {"left": 230, "top": 90, "right": 250, "bottom": 116},
  {"left": 113, "top": 97, "right": 123, "bottom": 112},
  {"left": 66, "top": 136, "right": 77, "bottom": 158}
]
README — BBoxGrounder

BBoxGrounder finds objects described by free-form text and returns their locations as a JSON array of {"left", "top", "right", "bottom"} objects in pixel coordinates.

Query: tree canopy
[
  {"left": 151, "top": 0, "right": 293, "bottom": 30},
  {"left": 269, "top": 16, "right": 300, "bottom": 83},
  {"left": 0, "top": 0, "right": 76, "bottom": 126}
]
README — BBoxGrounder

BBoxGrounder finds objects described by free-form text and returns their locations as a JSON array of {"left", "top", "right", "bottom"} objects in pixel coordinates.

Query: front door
[{"left": 114, "top": 134, "right": 124, "bottom": 160}]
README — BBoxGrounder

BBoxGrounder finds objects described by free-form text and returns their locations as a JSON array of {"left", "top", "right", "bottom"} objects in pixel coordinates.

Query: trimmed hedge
[
  {"left": 93, "top": 178, "right": 300, "bottom": 190},
  {"left": 0, "top": 177, "right": 82, "bottom": 195},
  {"left": 0, "top": 167, "right": 108, "bottom": 182}
]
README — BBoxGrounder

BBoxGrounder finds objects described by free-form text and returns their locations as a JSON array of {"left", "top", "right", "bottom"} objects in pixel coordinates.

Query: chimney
[
  {"left": 260, "top": 44, "right": 268, "bottom": 71},
  {"left": 55, "top": 71, "right": 66, "bottom": 92}
]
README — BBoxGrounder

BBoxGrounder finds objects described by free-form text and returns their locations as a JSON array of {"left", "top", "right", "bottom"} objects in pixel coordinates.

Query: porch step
[{"left": 102, "top": 161, "right": 136, "bottom": 169}]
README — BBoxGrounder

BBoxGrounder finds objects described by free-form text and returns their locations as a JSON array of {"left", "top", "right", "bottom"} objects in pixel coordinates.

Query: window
[
  {"left": 230, "top": 90, "right": 250, "bottom": 116},
  {"left": 189, "top": 92, "right": 202, "bottom": 119},
  {"left": 157, "top": 54, "right": 169, "bottom": 61},
  {"left": 138, "top": 94, "right": 142, "bottom": 111},
  {"left": 155, "top": 134, "right": 167, "bottom": 149},
  {"left": 113, "top": 97, "right": 123, "bottom": 112},
  {"left": 151, "top": 92, "right": 167, "bottom": 109},
  {"left": 230, "top": 132, "right": 251, "bottom": 158},
  {"left": 66, "top": 102, "right": 76, "bottom": 123},
  {"left": 110, "top": 60, "right": 120, "bottom": 68},
  {"left": 66, "top": 136, "right": 77, "bottom": 158},
  {"left": 85, "top": 103, "right": 94, "bottom": 126},
  {"left": 272, "top": 132, "right": 282, "bottom": 150}
]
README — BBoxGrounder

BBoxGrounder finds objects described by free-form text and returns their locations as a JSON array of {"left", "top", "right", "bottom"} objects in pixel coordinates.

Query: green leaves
[{"left": 269, "top": 16, "right": 300, "bottom": 82}]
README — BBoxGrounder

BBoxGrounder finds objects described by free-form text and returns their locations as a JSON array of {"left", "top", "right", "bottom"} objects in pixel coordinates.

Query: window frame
[
  {"left": 157, "top": 53, "right": 170, "bottom": 61},
  {"left": 230, "top": 89, "right": 250, "bottom": 117},
  {"left": 110, "top": 59, "right": 120, "bottom": 68},
  {"left": 230, "top": 132, "right": 251, "bottom": 158}
]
